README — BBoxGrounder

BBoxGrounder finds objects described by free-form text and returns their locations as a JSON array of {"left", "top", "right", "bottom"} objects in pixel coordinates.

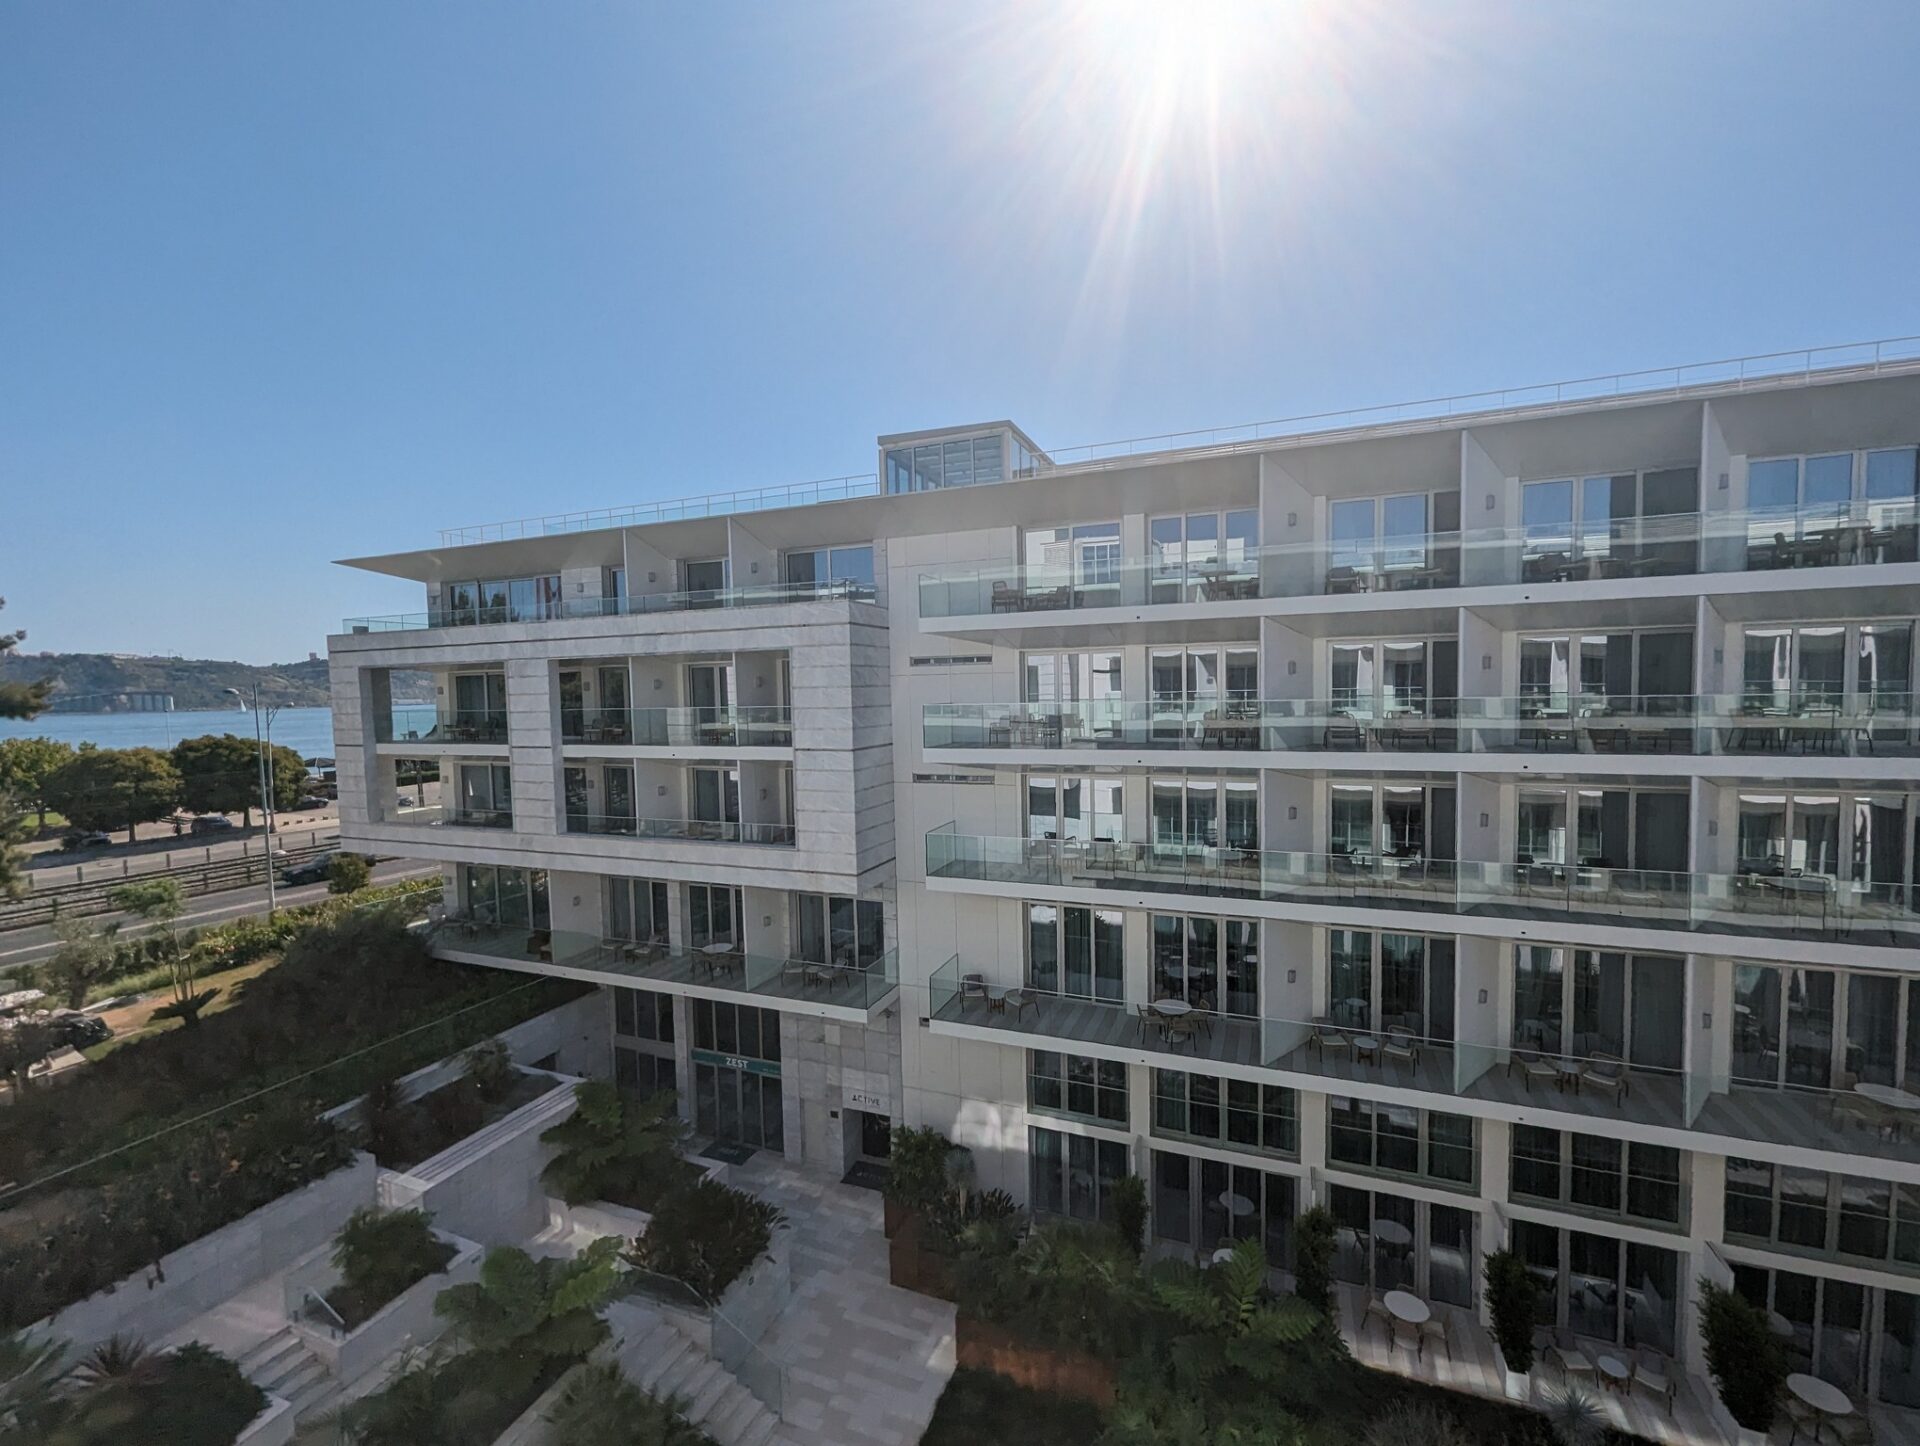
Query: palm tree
[
  {"left": 71, "top": 1334, "right": 159, "bottom": 1390},
  {"left": 0, "top": 1329, "right": 70, "bottom": 1440},
  {"left": 432, "top": 1239, "right": 625, "bottom": 1367}
]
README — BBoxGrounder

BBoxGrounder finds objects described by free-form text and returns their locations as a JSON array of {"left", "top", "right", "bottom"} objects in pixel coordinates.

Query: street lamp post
[{"left": 225, "top": 684, "right": 281, "bottom": 916}]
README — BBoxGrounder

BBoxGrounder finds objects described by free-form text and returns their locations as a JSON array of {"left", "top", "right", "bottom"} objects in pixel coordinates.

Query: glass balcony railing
[
  {"left": 563, "top": 812, "right": 796, "bottom": 846},
  {"left": 925, "top": 828, "right": 1920, "bottom": 948},
  {"left": 344, "top": 577, "right": 876, "bottom": 634},
  {"left": 389, "top": 802, "right": 513, "bottom": 829},
  {"left": 923, "top": 692, "right": 1920, "bottom": 758},
  {"left": 376, "top": 704, "right": 510, "bottom": 744},
  {"left": 430, "top": 922, "right": 897, "bottom": 1013},
  {"left": 560, "top": 705, "right": 793, "bottom": 747},
  {"left": 916, "top": 501, "right": 1920, "bottom": 619}
]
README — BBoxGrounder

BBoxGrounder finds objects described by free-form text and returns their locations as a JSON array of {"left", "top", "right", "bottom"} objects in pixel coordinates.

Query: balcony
[
  {"left": 427, "top": 922, "right": 897, "bottom": 1020},
  {"left": 563, "top": 812, "right": 796, "bottom": 846},
  {"left": 925, "top": 830, "right": 1920, "bottom": 949},
  {"left": 343, "top": 577, "right": 876, "bottom": 635},
  {"left": 923, "top": 700, "right": 1461, "bottom": 754},
  {"left": 375, "top": 704, "right": 509, "bottom": 745},
  {"left": 390, "top": 801, "right": 513, "bottom": 830},
  {"left": 915, "top": 501, "right": 1920, "bottom": 620},
  {"left": 560, "top": 705, "right": 793, "bottom": 748}
]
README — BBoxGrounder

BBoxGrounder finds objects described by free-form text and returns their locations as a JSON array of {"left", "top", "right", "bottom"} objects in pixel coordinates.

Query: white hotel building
[{"left": 330, "top": 342, "right": 1920, "bottom": 1433}]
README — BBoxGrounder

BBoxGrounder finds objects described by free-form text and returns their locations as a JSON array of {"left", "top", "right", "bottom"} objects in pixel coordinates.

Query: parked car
[
  {"left": 294, "top": 794, "right": 331, "bottom": 810},
  {"left": 189, "top": 815, "right": 236, "bottom": 835},
  {"left": 58, "top": 830, "right": 112, "bottom": 852},
  {"left": 281, "top": 854, "right": 337, "bottom": 886},
  {"left": 42, "top": 1010, "right": 111, "bottom": 1049}
]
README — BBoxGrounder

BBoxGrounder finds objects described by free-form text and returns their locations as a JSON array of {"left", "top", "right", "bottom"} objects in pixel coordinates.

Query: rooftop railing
[
  {"left": 428, "top": 335, "right": 1920, "bottom": 545},
  {"left": 917, "top": 501, "right": 1920, "bottom": 619},
  {"left": 924, "top": 828, "right": 1920, "bottom": 949},
  {"left": 343, "top": 576, "right": 876, "bottom": 635},
  {"left": 389, "top": 801, "right": 513, "bottom": 830}
]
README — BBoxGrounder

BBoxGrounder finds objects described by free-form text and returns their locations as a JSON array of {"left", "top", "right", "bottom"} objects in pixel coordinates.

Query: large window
[
  {"left": 1732, "top": 961, "right": 1920, "bottom": 1093},
  {"left": 1023, "top": 651, "right": 1123, "bottom": 706},
  {"left": 1327, "top": 1183, "right": 1474, "bottom": 1306},
  {"left": 1327, "top": 1097, "right": 1474, "bottom": 1185},
  {"left": 1509, "top": 947, "right": 1684, "bottom": 1070},
  {"left": 1328, "top": 782, "right": 1455, "bottom": 862},
  {"left": 886, "top": 434, "right": 1007, "bottom": 493},
  {"left": 1151, "top": 1069, "right": 1296, "bottom": 1156},
  {"left": 1150, "top": 773, "right": 1259, "bottom": 852},
  {"left": 1726, "top": 1158, "right": 1920, "bottom": 1272},
  {"left": 783, "top": 546, "right": 875, "bottom": 596},
  {"left": 613, "top": 987, "right": 676, "bottom": 1100},
  {"left": 1149, "top": 510, "right": 1259, "bottom": 601},
  {"left": 1152, "top": 1149, "right": 1296, "bottom": 1268},
  {"left": 1026, "top": 904, "right": 1124, "bottom": 1003},
  {"left": 1734, "top": 791, "right": 1916, "bottom": 897},
  {"left": 693, "top": 1000, "right": 781, "bottom": 1063},
  {"left": 1029, "top": 1051, "right": 1128, "bottom": 1126},
  {"left": 1517, "top": 630, "right": 1694, "bottom": 714},
  {"left": 1022, "top": 522, "right": 1121, "bottom": 605},
  {"left": 606, "top": 878, "right": 669, "bottom": 945},
  {"left": 792, "top": 894, "right": 885, "bottom": 968},
  {"left": 455, "top": 763, "right": 513, "bottom": 827},
  {"left": 1150, "top": 913, "right": 1260, "bottom": 1016},
  {"left": 1731, "top": 1263, "right": 1873, "bottom": 1397},
  {"left": 688, "top": 884, "right": 742, "bottom": 951},
  {"left": 1520, "top": 468, "right": 1697, "bottom": 578},
  {"left": 1738, "top": 620, "right": 1912, "bottom": 718},
  {"left": 1327, "top": 638, "right": 1458, "bottom": 718},
  {"left": 460, "top": 864, "right": 548, "bottom": 930},
  {"left": 1514, "top": 785, "right": 1688, "bottom": 874},
  {"left": 1029, "top": 1127, "right": 1128, "bottom": 1222},
  {"left": 1149, "top": 646, "right": 1260, "bottom": 739},
  {"left": 1024, "top": 774, "right": 1125, "bottom": 842},
  {"left": 1510, "top": 1220, "right": 1679, "bottom": 1354},
  {"left": 439, "top": 574, "right": 563, "bottom": 626},
  {"left": 1326, "top": 929, "right": 1455, "bottom": 1041},
  {"left": 1328, "top": 490, "right": 1461, "bottom": 585},
  {"left": 1510, "top": 1126, "right": 1682, "bottom": 1226}
]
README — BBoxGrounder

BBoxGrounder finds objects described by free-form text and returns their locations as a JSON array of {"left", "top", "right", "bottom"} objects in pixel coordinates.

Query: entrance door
[
  {"left": 859, "top": 1111, "right": 893, "bottom": 1160},
  {"left": 694, "top": 1062, "right": 785, "bottom": 1152}
]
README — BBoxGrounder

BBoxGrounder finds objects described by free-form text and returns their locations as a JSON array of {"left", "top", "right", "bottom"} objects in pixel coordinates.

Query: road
[
  {"left": 19, "top": 816, "right": 344, "bottom": 890},
  {"left": 0, "top": 858, "right": 440, "bottom": 977}
]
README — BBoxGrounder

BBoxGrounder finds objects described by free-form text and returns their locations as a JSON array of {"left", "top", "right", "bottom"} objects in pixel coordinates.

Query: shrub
[
  {"left": 1109, "top": 1173, "right": 1147, "bottom": 1260},
  {"left": 1699, "top": 1278, "right": 1788, "bottom": 1431},
  {"left": 329, "top": 1208, "right": 456, "bottom": 1329},
  {"left": 885, "top": 1126, "right": 960, "bottom": 1216},
  {"left": 1485, "top": 1249, "right": 1540, "bottom": 1375},
  {"left": 327, "top": 853, "right": 372, "bottom": 895},
  {"left": 1362, "top": 1400, "right": 1475, "bottom": 1446},
  {"left": 544, "top": 1361, "right": 719, "bottom": 1446},
  {"left": 1291, "top": 1205, "right": 1337, "bottom": 1317},
  {"left": 626, "top": 1178, "right": 784, "bottom": 1300},
  {"left": 0, "top": 1102, "right": 354, "bottom": 1332},
  {"left": 46, "top": 1340, "right": 265, "bottom": 1445},
  {"left": 540, "top": 1083, "right": 692, "bottom": 1209},
  {"left": 462, "top": 1039, "right": 514, "bottom": 1103}
]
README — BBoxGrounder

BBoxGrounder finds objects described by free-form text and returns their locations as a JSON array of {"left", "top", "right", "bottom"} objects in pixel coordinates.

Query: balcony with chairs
[
  {"left": 343, "top": 575, "right": 878, "bottom": 635},
  {"left": 562, "top": 812, "right": 796, "bottom": 846},
  {"left": 374, "top": 703, "right": 510, "bottom": 746}
]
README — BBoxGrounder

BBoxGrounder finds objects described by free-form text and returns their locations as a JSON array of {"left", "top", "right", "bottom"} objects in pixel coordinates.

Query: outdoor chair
[
  {"left": 1783, "top": 1395, "right": 1822, "bottom": 1446},
  {"left": 1831, "top": 1413, "right": 1878, "bottom": 1445},
  {"left": 1390, "top": 1316, "right": 1420, "bottom": 1356},
  {"left": 1137, "top": 1003, "right": 1163, "bottom": 1043},
  {"left": 1363, "top": 1292, "right": 1393, "bottom": 1343},
  {"left": 1418, "top": 1315, "right": 1449, "bottom": 1362},
  {"left": 1000, "top": 989, "right": 1033, "bottom": 1020},
  {"left": 1631, "top": 1347, "right": 1674, "bottom": 1415},
  {"left": 960, "top": 973, "right": 988, "bottom": 1007},
  {"left": 1310, "top": 1017, "right": 1352, "bottom": 1061},
  {"left": 1550, "top": 1329, "right": 1596, "bottom": 1384},
  {"left": 1325, "top": 565, "right": 1366, "bottom": 595},
  {"left": 1382, "top": 1027, "right": 1420, "bottom": 1073},
  {"left": 1580, "top": 1053, "right": 1630, "bottom": 1103},
  {"left": 1509, "top": 1052, "right": 1558, "bottom": 1091}
]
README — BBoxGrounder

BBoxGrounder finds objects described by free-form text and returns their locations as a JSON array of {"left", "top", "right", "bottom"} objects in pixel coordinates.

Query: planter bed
[
  {"left": 368, "top": 1070, "right": 553, "bottom": 1171},
  {"left": 290, "top": 1230, "right": 483, "bottom": 1387}
]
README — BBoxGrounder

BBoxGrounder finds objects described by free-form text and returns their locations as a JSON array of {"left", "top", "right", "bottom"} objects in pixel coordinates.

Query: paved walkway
[{"left": 734, "top": 1157, "right": 957, "bottom": 1446}]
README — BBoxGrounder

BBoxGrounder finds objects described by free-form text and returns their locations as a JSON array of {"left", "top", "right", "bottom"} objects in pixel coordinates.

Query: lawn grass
[
  {"left": 921, "top": 1369, "right": 1105, "bottom": 1446},
  {"left": 79, "top": 955, "right": 282, "bottom": 1060}
]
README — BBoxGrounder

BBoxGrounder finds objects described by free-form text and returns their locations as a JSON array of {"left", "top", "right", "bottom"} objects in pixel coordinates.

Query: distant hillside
[{"left": 0, "top": 652, "right": 362, "bottom": 712}]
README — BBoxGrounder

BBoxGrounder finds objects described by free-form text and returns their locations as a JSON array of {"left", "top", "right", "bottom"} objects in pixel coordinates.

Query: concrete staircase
[
  {"left": 612, "top": 1309, "right": 786, "bottom": 1446},
  {"left": 237, "top": 1327, "right": 339, "bottom": 1422}
]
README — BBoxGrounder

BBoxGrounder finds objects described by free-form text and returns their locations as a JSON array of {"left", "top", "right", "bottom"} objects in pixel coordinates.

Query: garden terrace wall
[
  {"left": 289, "top": 1229, "right": 483, "bottom": 1386},
  {"left": 374, "top": 1073, "right": 581, "bottom": 1245},
  {"left": 954, "top": 1315, "right": 1116, "bottom": 1409},
  {"left": 234, "top": 1393, "right": 297, "bottom": 1446},
  {"left": 32, "top": 1153, "right": 377, "bottom": 1353}
]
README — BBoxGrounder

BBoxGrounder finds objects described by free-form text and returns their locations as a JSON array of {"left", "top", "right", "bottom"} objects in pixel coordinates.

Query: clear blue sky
[{"left": 3, "top": 1, "right": 1917, "bottom": 663}]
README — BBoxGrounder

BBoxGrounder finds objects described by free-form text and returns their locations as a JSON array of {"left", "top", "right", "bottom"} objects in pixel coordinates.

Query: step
[
  {"left": 267, "top": 1356, "right": 328, "bottom": 1400},
  {"left": 683, "top": 1364, "right": 733, "bottom": 1425},
  {"left": 237, "top": 1329, "right": 304, "bottom": 1378},
  {"left": 733, "top": 1413, "right": 780, "bottom": 1446},
  {"left": 635, "top": 1334, "right": 693, "bottom": 1395},
  {"left": 711, "top": 1390, "right": 766, "bottom": 1439},
  {"left": 665, "top": 1357, "right": 721, "bottom": 1410}
]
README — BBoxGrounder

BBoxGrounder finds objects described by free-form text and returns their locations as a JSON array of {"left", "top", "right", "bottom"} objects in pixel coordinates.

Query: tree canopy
[
  {"left": 171, "top": 733, "right": 308, "bottom": 824},
  {"left": 0, "top": 738, "right": 74, "bottom": 827},
  {"left": 41, "top": 747, "right": 181, "bottom": 840},
  {"left": 0, "top": 599, "right": 48, "bottom": 898}
]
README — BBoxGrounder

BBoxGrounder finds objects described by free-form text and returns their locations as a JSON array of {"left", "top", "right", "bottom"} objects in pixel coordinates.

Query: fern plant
[{"left": 539, "top": 1082, "right": 689, "bottom": 1208}]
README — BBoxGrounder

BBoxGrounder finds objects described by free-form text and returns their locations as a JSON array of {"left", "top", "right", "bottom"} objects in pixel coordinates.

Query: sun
[{"left": 1076, "top": 0, "right": 1278, "bottom": 110}]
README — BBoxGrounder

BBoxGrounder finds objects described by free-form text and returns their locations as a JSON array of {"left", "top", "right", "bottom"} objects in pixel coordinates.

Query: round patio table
[
  {"left": 1786, "top": 1373, "right": 1853, "bottom": 1421},
  {"left": 1352, "top": 1035, "right": 1381, "bottom": 1065},
  {"left": 1371, "top": 1219, "right": 1413, "bottom": 1248},
  {"left": 1382, "top": 1290, "right": 1429, "bottom": 1326},
  {"left": 1218, "top": 1191, "right": 1255, "bottom": 1218},
  {"left": 1856, "top": 1082, "right": 1920, "bottom": 1111},
  {"left": 1597, "top": 1355, "right": 1631, "bottom": 1395},
  {"left": 1152, "top": 999, "right": 1194, "bottom": 1018}
]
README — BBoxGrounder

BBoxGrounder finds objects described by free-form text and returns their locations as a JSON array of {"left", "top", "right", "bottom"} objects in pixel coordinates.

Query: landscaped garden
[
  {"left": 892, "top": 1126, "right": 1660, "bottom": 1446},
  {"left": 0, "top": 1333, "right": 266, "bottom": 1446},
  {"left": 358, "top": 1038, "right": 552, "bottom": 1172},
  {"left": 321, "top": 1206, "right": 458, "bottom": 1330},
  {"left": 0, "top": 896, "right": 590, "bottom": 1334}
]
